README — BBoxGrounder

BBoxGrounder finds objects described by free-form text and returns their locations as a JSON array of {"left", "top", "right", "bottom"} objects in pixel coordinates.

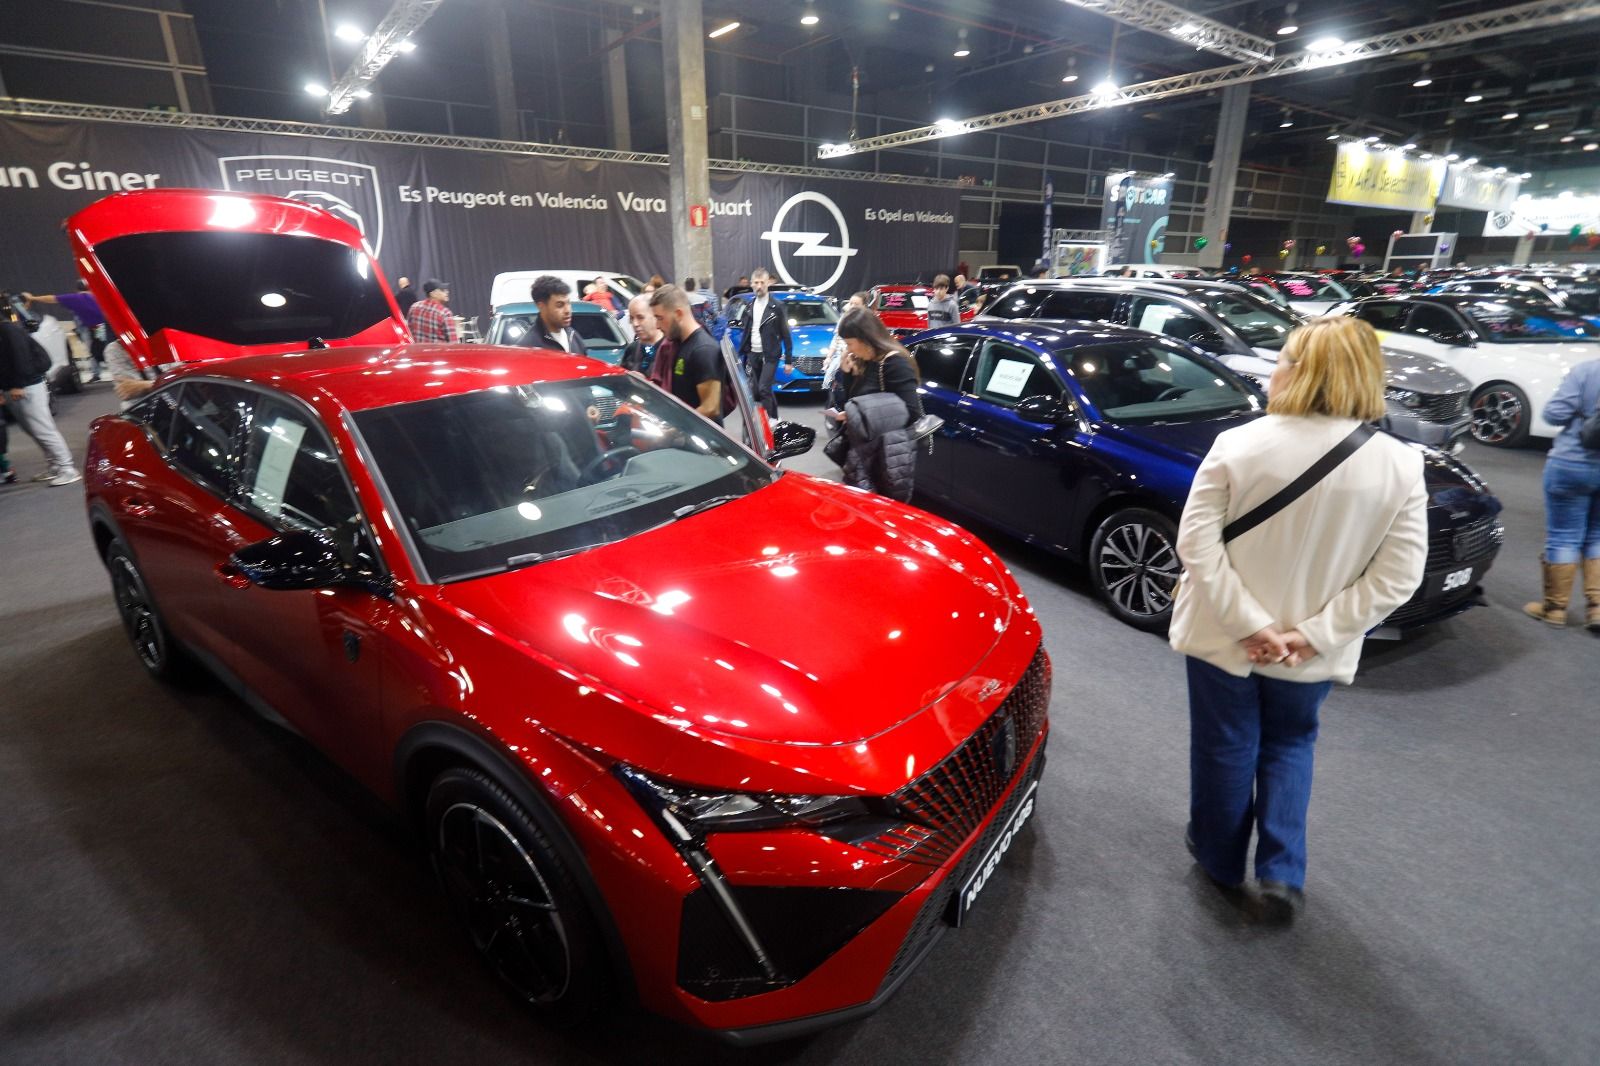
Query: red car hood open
[
  {"left": 439, "top": 475, "right": 1020, "bottom": 748},
  {"left": 66, "top": 188, "right": 409, "bottom": 372}
]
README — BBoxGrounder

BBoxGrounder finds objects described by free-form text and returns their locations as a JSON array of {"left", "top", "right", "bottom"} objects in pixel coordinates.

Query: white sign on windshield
[
  {"left": 1137, "top": 304, "right": 1183, "bottom": 334},
  {"left": 986, "top": 359, "right": 1034, "bottom": 398}
]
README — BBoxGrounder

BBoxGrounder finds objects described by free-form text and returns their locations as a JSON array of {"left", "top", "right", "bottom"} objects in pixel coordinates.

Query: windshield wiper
[
  {"left": 505, "top": 544, "right": 599, "bottom": 570},
  {"left": 671, "top": 494, "right": 744, "bottom": 521}
]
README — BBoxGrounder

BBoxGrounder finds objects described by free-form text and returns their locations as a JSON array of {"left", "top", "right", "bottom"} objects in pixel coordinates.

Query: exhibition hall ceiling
[{"left": 187, "top": 0, "right": 1599, "bottom": 171}]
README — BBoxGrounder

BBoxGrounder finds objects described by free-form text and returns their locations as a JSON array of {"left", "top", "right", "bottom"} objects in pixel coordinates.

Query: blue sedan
[
  {"left": 724, "top": 291, "right": 839, "bottom": 394},
  {"left": 902, "top": 320, "right": 1504, "bottom": 633}
]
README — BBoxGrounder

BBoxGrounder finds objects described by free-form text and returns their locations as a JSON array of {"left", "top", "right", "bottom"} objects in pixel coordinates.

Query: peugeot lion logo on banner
[
  {"left": 760, "top": 190, "right": 858, "bottom": 293},
  {"left": 217, "top": 155, "right": 385, "bottom": 257}
]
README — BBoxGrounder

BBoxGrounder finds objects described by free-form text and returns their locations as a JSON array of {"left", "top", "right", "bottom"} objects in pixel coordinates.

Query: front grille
[
  {"left": 878, "top": 744, "right": 1047, "bottom": 991},
  {"left": 1415, "top": 391, "right": 1468, "bottom": 422},
  {"left": 793, "top": 355, "right": 825, "bottom": 375},
  {"left": 857, "top": 647, "right": 1051, "bottom": 867},
  {"left": 1424, "top": 516, "right": 1503, "bottom": 570}
]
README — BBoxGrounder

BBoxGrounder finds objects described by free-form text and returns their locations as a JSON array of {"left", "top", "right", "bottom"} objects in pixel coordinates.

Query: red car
[
  {"left": 76, "top": 190, "right": 1052, "bottom": 1042},
  {"left": 869, "top": 284, "right": 979, "bottom": 338}
]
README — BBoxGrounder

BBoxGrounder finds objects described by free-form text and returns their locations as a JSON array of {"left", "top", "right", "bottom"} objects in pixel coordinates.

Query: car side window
[
  {"left": 971, "top": 341, "right": 1059, "bottom": 407},
  {"left": 912, "top": 336, "right": 978, "bottom": 390},
  {"left": 988, "top": 289, "right": 1043, "bottom": 319},
  {"left": 169, "top": 381, "right": 251, "bottom": 495},
  {"left": 1404, "top": 304, "right": 1464, "bottom": 339},
  {"left": 1038, "top": 291, "right": 1119, "bottom": 321},
  {"left": 129, "top": 385, "right": 181, "bottom": 451},
  {"left": 1354, "top": 301, "right": 1409, "bottom": 331},
  {"left": 1126, "top": 297, "right": 1212, "bottom": 345},
  {"left": 726, "top": 301, "right": 748, "bottom": 327},
  {"left": 240, "top": 397, "right": 372, "bottom": 565}
]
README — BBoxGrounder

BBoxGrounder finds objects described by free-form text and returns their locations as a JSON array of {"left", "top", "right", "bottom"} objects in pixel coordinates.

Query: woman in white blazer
[{"left": 1170, "top": 316, "right": 1429, "bottom": 925}]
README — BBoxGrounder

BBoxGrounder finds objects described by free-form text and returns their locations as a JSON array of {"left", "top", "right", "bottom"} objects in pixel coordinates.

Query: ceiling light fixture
[
  {"left": 1533, "top": 122, "right": 1550, "bottom": 130},
  {"left": 1463, "top": 156, "right": 1479, "bottom": 165},
  {"left": 1278, "top": 3, "right": 1298, "bottom": 35},
  {"left": 395, "top": 39, "right": 417, "bottom": 53},
  {"left": 1520, "top": 172, "right": 1532, "bottom": 179},
  {"left": 352, "top": 88, "right": 372, "bottom": 99},
  {"left": 1413, "top": 63, "right": 1432, "bottom": 88},
  {"left": 1464, "top": 93, "right": 1483, "bottom": 103},
  {"left": 1092, "top": 78, "right": 1120, "bottom": 99},
  {"left": 1401, "top": 142, "right": 1417, "bottom": 150},
  {"left": 1326, "top": 131, "right": 1340, "bottom": 140},
  {"left": 1062, "top": 57, "right": 1078, "bottom": 83},
  {"left": 1279, "top": 109, "right": 1294, "bottom": 128},
  {"left": 1560, "top": 134, "right": 1576, "bottom": 143},
  {"left": 708, "top": 21, "right": 740, "bottom": 38},
  {"left": 1363, "top": 135, "right": 1380, "bottom": 144},
  {"left": 800, "top": 4, "right": 819, "bottom": 26},
  {"left": 1307, "top": 36, "right": 1344, "bottom": 53},
  {"left": 1444, "top": 152, "right": 1459, "bottom": 161},
  {"left": 954, "top": 28, "right": 969, "bottom": 57},
  {"left": 954, "top": 48, "right": 970, "bottom": 57},
  {"left": 1586, "top": 143, "right": 1600, "bottom": 151},
  {"left": 1493, "top": 166, "right": 1507, "bottom": 174},
  {"left": 1501, "top": 112, "right": 1519, "bottom": 120},
  {"left": 334, "top": 23, "right": 365, "bottom": 43}
]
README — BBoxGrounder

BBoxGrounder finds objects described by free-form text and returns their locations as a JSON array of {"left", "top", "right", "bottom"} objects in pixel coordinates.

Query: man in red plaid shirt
[{"left": 405, "top": 279, "right": 457, "bottom": 343}]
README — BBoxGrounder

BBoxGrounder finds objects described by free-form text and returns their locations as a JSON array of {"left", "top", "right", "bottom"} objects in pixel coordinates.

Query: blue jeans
[
  {"left": 1544, "top": 456, "right": 1600, "bottom": 565},
  {"left": 1187, "top": 657, "right": 1333, "bottom": 890}
]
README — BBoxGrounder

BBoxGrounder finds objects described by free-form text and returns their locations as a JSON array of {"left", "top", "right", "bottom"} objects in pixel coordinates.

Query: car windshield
[
  {"left": 784, "top": 301, "right": 839, "bottom": 325},
  {"left": 878, "top": 291, "right": 928, "bottom": 311},
  {"left": 1062, "top": 341, "right": 1259, "bottom": 424},
  {"left": 489, "top": 312, "right": 625, "bottom": 349},
  {"left": 1194, "top": 288, "right": 1298, "bottom": 350},
  {"left": 1274, "top": 275, "right": 1351, "bottom": 301},
  {"left": 611, "top": 275, "right": 646, "bottom": 298},
  {"left": 353, "top": 377, "right": 775, "bottom": 581},
  {"left": 1461, "top": 301, "right": 1599, "bottom": 343},
  {"left": 92, "top": 231, "right": 392, "bottom": 347}
]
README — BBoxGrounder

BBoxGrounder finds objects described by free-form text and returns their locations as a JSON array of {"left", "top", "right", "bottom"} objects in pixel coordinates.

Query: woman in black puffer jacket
[{"left": 831, "top": 307, "right": 923, "bottom": 499}]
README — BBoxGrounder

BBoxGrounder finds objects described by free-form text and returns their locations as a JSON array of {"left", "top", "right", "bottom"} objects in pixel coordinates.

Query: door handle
[
  {"left": 121, "top": 495, "right": 155, "bottom": 518},
  {"left": 215, "top": 562, "right": 252, "bottom": 590}
]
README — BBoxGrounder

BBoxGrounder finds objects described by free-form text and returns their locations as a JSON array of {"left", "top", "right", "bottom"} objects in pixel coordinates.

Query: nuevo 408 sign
[{"left": 0, "top": 114, "right": 958, "bottom": 315}]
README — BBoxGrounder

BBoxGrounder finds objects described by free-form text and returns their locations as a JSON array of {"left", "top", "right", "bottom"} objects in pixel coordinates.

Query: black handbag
[
  {"left": 823, "top": 429, "right": 849, "bottom": 467},
  {"left": 1580, "top": 406, "right": 1600, "bottom": 451}
]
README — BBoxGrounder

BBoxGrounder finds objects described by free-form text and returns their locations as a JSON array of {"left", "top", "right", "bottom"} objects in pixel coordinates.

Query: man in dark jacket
[
  {"left": 620, "top": 294, "right": 665, "bottom": 373},
  {"left": 0, "top": 307, "right": 80, "bottom": 485},
  {"left": 394, "top": 277, "right": 419, "bottom": 317},
  {"left": 737, "top": 268, "right": 792, "bottom": 418},
  {"left": 525, "top": 275, "right": 586, "bottom": 355}
]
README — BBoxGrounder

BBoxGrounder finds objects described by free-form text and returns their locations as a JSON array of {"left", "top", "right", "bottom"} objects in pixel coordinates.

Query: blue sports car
[
  {"left": 724, "top": 290, "right": 838, "bottom": 394},
  {"left": 902, "top": 320, "right": 1504, "bottom": 634}
]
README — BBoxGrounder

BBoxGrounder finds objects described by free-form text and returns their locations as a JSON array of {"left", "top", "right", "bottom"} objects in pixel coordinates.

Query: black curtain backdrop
[{"left": 0, "top": 116, "right": 958, "bottom": 318}]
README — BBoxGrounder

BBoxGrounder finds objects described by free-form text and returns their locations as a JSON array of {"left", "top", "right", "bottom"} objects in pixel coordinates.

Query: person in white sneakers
[{"left": 0, "top": 305, "right": 80, "bottom": 486}]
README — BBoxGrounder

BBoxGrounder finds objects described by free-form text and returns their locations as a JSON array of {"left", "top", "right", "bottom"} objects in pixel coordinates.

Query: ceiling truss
[{"left": 1056, "top": 0, "right": 1276, "bottom": 63}]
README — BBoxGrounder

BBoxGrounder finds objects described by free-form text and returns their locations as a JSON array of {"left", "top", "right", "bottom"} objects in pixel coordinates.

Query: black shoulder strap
[{"left": 1222, "top": 423, "right": 1376, "bottom": 544}]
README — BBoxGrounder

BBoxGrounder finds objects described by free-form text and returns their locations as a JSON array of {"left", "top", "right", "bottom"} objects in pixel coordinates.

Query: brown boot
[
  {"left": 1523, "top": 557, "right": 1577, "bottom": 625},
  {"left": 1585, "top": 558, "right": 1600, "bottom": 633}
]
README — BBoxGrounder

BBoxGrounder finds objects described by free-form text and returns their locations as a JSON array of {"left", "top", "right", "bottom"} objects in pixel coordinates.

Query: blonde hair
[{"left": 1267, "top": 316, "right": 1386, "bottom": 422}]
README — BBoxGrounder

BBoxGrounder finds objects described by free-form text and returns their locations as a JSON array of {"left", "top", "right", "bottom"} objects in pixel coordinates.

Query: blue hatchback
[
  {"left": 724, "top": 291, "right": 839, "bottom": 394},
  {"left": 902, "top": 320, "right": 1504, "bottom": 634}
]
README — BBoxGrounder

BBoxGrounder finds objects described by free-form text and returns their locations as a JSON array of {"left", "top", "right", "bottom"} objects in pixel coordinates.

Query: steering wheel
[
  {"left": 579, "top": 446, "right": 640, "bottom": 484},
  {"left": 1155, "top": 386, "right": 1190, "bottom": 402}
]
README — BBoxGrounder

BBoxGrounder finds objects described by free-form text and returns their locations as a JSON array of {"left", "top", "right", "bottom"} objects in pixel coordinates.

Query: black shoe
[
  {"left": 1186, "top": 829, "right": 1245, "bottom": 899},
  {"left": 1252, "top": 880, "right": 1305, "bottom": 926}
]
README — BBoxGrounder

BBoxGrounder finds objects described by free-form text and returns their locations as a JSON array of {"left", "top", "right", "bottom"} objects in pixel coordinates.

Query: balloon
[
  {"left": 1278, "top": 249, "right": 1289, "bottom": 259},
  {"left": 1540, "top": 222, "right": 1549, "bottom": 231},
  {"left": 1315, "top": 244, "right": 1327, "bottom": 255},
  {"left": 1351, "top": 243, "right": 1366, "bottom": 257},
  {"left": 1242, "top": 253, "right": 1252, "bottom": 263},
  {"left": 1224, "top": 242, "right": 1233, "bottom": 251},
  {"left": 1193, "top": 236, "right": 1208, "bottom": 250},
  {"left": 1284, "top": 239, "right": 1296, "bottom": 248},
  {"left": 1571, "top": 224, "right": 1583, "bottom": 239},
  {"left": 1346, "top": 236, "right": 1359, "bottom": 246},
  {"left": 1393, "top": 229, "right": 1405, "bottom": 238}
]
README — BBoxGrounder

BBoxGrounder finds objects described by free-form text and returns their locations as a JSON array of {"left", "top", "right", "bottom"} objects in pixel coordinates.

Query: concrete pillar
[
  {"left": 604, "top": 28, "right": 632, "bottom": 151},
  {"left": 1198, "top": 84, "right": 1249, "bottom": 270},
  {"left": 485, "top": 1, "right": 520, "bottom": 140},
  {"left": 662, "top": 0, "right": 714, "bottom": 286}
]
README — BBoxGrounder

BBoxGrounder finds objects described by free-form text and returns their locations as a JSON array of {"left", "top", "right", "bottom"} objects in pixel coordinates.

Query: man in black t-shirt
[{"left": 650, "top": 284, "right": 722, "bottom": 420}]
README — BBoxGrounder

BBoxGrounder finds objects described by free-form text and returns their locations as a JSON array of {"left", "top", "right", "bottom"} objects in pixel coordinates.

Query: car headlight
[
  {"left": 1385, "top": 386, "right": 1423, "bottom": 409},
  {"left": 617, "top": 765, "right": 873, "bottom": 835}
]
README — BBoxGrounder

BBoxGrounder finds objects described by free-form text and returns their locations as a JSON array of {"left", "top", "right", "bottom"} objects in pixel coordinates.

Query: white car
[
  {"left": 488, "top": 269, "right": 645, "bottom": 313},
  {"left": 1240, "top": 273, "right": 1356, "bottom": 317},
  {"left": 1332, "top": 293, "right": 1600, "bottom": 446},
  {"left": 1102, "top": 264, "right": 1210, "bottom": 280}
]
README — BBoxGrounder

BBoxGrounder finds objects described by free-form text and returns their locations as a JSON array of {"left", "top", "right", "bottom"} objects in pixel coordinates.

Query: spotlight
[
  {"left": 334, "top": 23, "right": 365, "bottom": 43},
  {"left": 304, "top": 82, "right": 328, "bottom": 96},
  {"left": 395, "top": 39, "right": 417, "bottom": 53},
  {"left": 353, "top": 88, "right": 372, "bottom": 99},
  {"left": 1308, "top": 36, "right": 1344, "bottom": 52},
  {"left": 1092, "top": 78, "right": 1120, "bottom": 98}
]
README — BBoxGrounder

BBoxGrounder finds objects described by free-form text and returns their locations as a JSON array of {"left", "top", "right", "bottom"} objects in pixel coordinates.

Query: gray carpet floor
[{"left": 2, "top": 383, "right": 1597, "bottom": 1065}]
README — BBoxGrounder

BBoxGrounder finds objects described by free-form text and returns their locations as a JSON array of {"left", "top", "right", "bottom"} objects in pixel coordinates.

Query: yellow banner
[{"left": 1326, "top": 143, "right": 1446, "bottom": 212}]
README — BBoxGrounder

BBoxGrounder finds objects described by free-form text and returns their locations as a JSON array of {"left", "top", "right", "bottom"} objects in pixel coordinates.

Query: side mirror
[
  {"left": 1437, "top": 330, "right": 1473, "bottom": 347},
  {"left": 1014, "top": 394, "right": 1073, "bottom": 424},
  {"left": 767, "top": 420, "right": 816, "bottom": 462},
  {"left": 230, "top": 530, "right": 352, "bottom": 591}
]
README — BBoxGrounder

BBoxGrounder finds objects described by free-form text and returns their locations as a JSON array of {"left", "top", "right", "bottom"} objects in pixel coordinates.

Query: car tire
[
  {"left": 1089, "top": 507, "right": 1181, "bottom": 633},
  {"left": 425, "top": 767, "right": 614, "bottom": 1022},
  {"left": 1468, "top": 382, "right": 1531, "bottom": 447},
  {"left": 105, "top": 537, "right": 186, "bottom": 681}
]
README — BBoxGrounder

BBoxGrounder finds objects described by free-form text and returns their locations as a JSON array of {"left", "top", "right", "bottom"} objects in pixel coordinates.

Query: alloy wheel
[
  {"left": 1469, "top": 387, "right": 1524, "bottom": 445},
  {"left": 111, "top": 554, "right": 164, "bottom": 671},
  {"left": 1097, "top": 519, "right": 1180, "bottom": 619},
  {"left": 434, "top": 802, "right": 572, "bottom": 1004}
]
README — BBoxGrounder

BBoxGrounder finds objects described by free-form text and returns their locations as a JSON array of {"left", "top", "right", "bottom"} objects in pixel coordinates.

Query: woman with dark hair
[{"left": 828, "top": 307, "right": 924, "bottom": 499}]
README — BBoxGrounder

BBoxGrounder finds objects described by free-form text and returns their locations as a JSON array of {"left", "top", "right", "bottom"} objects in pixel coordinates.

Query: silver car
[{"left": 980, "top": 277, "right": 1473, "bottom": 448}]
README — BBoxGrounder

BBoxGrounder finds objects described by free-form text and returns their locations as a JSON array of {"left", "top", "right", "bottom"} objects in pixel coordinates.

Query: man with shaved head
[
  {"left": 621, "top": 293, "right": 665, "bottom": 373},
  {"left": 650, "top": 284, "right": 722, "bottom": 421}
]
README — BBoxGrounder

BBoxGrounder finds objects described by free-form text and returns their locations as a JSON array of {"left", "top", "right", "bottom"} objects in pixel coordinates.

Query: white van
[{"left": 489, "top": 270, "right": 646, "bottom": 313}]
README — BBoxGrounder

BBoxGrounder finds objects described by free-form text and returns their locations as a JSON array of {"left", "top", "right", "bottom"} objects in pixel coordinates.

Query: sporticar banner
[
  {"left": 0, "top": 114, "right": 958, "bottom": 317},
  {"left": 1102, "top": 172, "right": 1170, "bottom": 265},
  {"left": 1326, "top": 142, "right": 1446, "bottom": 212}
]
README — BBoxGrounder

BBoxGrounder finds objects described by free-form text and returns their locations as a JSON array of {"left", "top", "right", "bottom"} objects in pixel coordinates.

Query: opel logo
[{"left": 760, "top": 191, "right": 858, "bottom": 294}]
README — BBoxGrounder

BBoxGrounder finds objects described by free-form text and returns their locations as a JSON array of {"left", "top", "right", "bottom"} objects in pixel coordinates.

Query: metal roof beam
[
  {"left": 819, "top": 0, "right": 1600, "bottom": 158},
  {"left": 1056, "top": 0, "right": 1276, "bottom": 63},
  {"left": 324, "top": 0, "right": 445, "bottom": 117}
]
